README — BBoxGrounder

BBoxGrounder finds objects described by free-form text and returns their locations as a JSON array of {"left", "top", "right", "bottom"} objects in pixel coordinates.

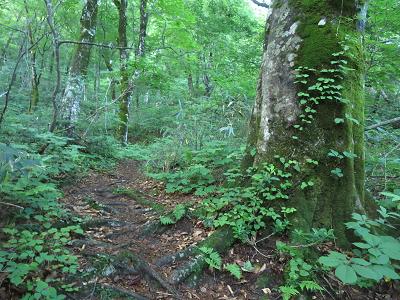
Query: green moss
[{"left": 113, "top": 188, "right": 165, "bottom": 213}]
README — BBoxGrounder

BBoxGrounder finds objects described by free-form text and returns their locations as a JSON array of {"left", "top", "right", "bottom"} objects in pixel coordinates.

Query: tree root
[
  {"left": 114, "top": 250, "right": 181, "bottom": 298},
  {"left": 80, "top": 218, "right": 127, "bottom": 230},
  {"left": 98, "top": 284, "right": 150, "bottom": 300},
  {"left": 138, "top": 219, "right": 169, "bottom": 238},
  {"left": 169, "top": 226, "right": 236, "bottom": 286},
  {"left": 83, "top": 249, "right": 181, "bottom": 299},
  {"left": 155, "top": 245, "right": 197, "bottom": 267},
  {"left": 113, "top": 188, "right": 166, "bottom": 213}
]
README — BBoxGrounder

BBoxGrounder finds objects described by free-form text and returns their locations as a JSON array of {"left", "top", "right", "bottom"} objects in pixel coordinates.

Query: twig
[
  {"left": 0, "top": 201, "right": 24, "bottom": 210},
  {"left": 249, "top": 0, "right": 270, "bottom": 8},
  {"left": 366, "top": 116, "right": 400, "bottom": 130},
  {"left": 255, "top": 232, "right": 275, "bottom": 244},
  {"left": 59, "top": 40, "right": 135, "bottom": 50}
]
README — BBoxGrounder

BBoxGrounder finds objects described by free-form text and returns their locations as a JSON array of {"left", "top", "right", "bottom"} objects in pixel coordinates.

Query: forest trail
[{"left": 61, "top": 160, "right": 278, "bottom": 300}]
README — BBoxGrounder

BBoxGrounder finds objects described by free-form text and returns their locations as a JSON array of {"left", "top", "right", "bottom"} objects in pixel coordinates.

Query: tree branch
[
  {"left": 249, "top": 0, "right": 270, "bottom": 8},
  {"left": 365, "top": 116, "right": 400, "bottom": 131},
  {"left": 58, "top": 40, "right": 135, "bottom": 50}
]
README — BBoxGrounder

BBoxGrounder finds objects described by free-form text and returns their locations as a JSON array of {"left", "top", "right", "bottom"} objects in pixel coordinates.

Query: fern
[
  {"left": 160, "top": 216, "right": 174, "bottom": 225},
  {"left": 199, "top": 246, "right": 222, "bottom": 270},
  {"left": 299, "top": 280, "right": 323, "bottom": 291},
  {"left": 224, "top": 263, "right": 242, "bottom": 279},
  {"left": 172, "top": 204, "right": 186, "bottom": 221},
  {"left": 279, "top": 285, "right": 299, "bottom": 300}
]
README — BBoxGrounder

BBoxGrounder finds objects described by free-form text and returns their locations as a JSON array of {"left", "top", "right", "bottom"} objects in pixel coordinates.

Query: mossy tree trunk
[
  {"left": 60, "top": 0, "right": 98, "bottom": 136},
  {"left": 243, "top": 0, "right": 368, "bottom": 247}
]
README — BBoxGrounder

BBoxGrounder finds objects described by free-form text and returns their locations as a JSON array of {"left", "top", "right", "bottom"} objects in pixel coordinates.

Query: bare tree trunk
[
  {"left": 0, "top": 43, "right": 25, "bottom": 128},
  {"left": 203, "top": 51, "right": 213, "bottom": 97},
  {"left": 0, "top": 13, "right": 22, "bottom": 67},
  {"left": 102, "top": 52, "right": 117, "bottom": 101},
  {"left": 187, "top": 73, "right": 194, "bottom": 96},
  {"left": 134, "top": 0, "right": 149, "bottom": 109},
  {"left": 242, "top": 0, "right": 369, "bottom": 247},
  {"left": 61, "top": 0, "right": 98, "bottom": 136},
  {"left": 24, "top": 0, "right": 40, "bottom": 113},
  {"left": 43, "top": 0, "right": 61, "bottom": 133},
  {"left": 114, "top": 0, "right": 131, "bottom": 144}
]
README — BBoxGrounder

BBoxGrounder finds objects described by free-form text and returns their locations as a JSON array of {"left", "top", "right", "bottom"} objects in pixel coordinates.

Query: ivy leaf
[{"left": 335, "top": 265, "right": 357, "bottom": 284}]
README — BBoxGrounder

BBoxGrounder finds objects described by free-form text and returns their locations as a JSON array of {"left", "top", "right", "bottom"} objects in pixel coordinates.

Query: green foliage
[
  {"left": 276, "top": 240, "right": 324, "bottom": 299},
  {"left": 201, "top": 157, "right": 298, "bottom": 241},
  {"left": 160, "top": 204, "right": 187, "bottom": 225},
  {"left": 0, "top": 142, "right": 87, "bottom": 298},
  {"left": 224, "top": 263, "right": 242, "bottom": 279},
  {"left": 1, "top": 226, "right": 82, "bottom": 299},
  {"left": 199, "top": 246, "right": 222, "bottom": 270},
  {"left": 319, "top": 191, "right": 400, "bottom": 285}
]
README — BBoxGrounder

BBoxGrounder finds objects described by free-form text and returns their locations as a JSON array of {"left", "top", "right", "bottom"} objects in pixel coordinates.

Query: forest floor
[
  {"left": 60, "top": 160, "right": 396, "bottom": 300},
  {"left": 61, "top": 160, "right": 283, "bottom": 300}
]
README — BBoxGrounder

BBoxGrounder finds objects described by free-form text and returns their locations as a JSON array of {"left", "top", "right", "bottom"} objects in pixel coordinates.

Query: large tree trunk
[
  {"left": 60, "top": 0, "right": 98, "bottom": 136},
  {"left": 243, "top": 0, "right": 368, "bottom": 247}
]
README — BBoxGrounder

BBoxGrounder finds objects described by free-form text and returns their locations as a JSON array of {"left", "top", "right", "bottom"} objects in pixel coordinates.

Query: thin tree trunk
[
  {"left": 134, "top": 0, "right": 149, "bottom": 109},
  {"left": 114, "top": 0, "right": 131, "bottom": 144},
  {"left": 188, "top": 73, "right": 194, "bottom": 96},
  {"left": 203, "top": 51, "right": 213, "bottom": 97},
  {"left": 61, "top": 0, "right": 99, "bottom": 137},
  {"left": 242, "top": 0, "right": 368, "bottom": 247},
  {"left": 24, "top": 0, "right": 40, "bottom": 113},
  {"left": 103, "top": 52, "right": 117, "bottom": 101},
  {"left": 43, "top": 0, "right": 61, "bottom": 133},
  {"left": 0, "top": 43, "right": 25, "bottom": 128},
  {"left": 0, "top": 13, "right": 22, "bottom": 66}
]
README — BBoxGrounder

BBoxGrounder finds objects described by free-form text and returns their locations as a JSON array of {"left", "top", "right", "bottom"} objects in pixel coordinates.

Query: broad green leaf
[
  {"left": 352, "top": 265, "right": 382, "bottom": 281},
  {"left": 335, "top": 264, "right": 357, "bottom": 284}
]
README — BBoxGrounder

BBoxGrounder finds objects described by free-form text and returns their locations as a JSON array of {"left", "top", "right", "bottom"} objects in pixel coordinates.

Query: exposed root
[
  {"left": 80, "top": 218, "right": 127, "bottom": 229},
  {"left": 138, "top": 219, "right": 169, "bottom": 238},
  {"left": 169, "top": 226, "right": 236, "bottom": 285},
  {"left": 99, "top": 284, "right": 150, "bottom": 300},
  {"left": 114, "top": 250, "right": 181, "bottom": 298},
  {"left": 83, "top": 249, "right": 181, "bottom": 298},
  {"left": 113, "top": 187, "right": 166, "bottom": 213},
  {"left": 155, "top": 245, "right": 196, "bottom": 267}
]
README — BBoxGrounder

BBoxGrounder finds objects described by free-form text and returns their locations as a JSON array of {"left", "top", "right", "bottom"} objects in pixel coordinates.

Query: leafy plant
[
  {"left": 160, "top": 204, "right": 187, "bottom": 225},
  {"left": 319, "top": 192, "right": 400, "bottom": 285},
  {"left": 199, "top": 246, "right": 222, "bottom": 270},
  {"left": 224, "top": 263, "right": 242, "bottom": 279}
]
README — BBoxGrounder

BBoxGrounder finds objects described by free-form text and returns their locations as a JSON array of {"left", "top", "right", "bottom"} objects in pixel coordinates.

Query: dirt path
[{"left": 61, "top": 160, "right": 283, "bottom": 300}]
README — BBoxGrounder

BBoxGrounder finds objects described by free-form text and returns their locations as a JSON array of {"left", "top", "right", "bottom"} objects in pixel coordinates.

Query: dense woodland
[{"left": 0, "top": 0, "right": 399, "bottom": 299}]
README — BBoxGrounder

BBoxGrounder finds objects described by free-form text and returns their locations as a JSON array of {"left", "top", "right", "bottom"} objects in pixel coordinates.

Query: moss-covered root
[
  {"left": 170, "top": 227, "right": 236, "bottom": 286},
  {"left": 113, "top": 187, "right": 166, "bottom": 213},
  {"left": 155, "top": 245, "right": 197, "bottom": 267},
  {"left": 98, "top": 284, "right": 150, "bottom": 300}
]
